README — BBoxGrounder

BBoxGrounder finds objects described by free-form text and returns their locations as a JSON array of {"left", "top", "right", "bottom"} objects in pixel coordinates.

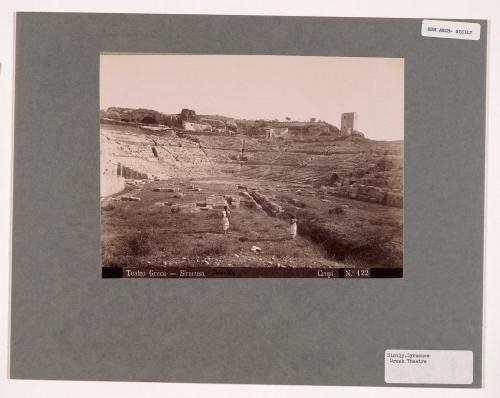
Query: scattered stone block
[
  {"left": 249, "top": 191, "right": 282, "bottom": 216},
  {"left": 121, "top": 196, "right": 141, "bottom": 202},
  {"left": 251, "top": 246, "right": 261, "bottom": 253},
  {"left": 289, "top": 198, "right": 306, "bottom": 208},
  {"left": 153, "top": 187, "right": 180, "bottom": 193}
]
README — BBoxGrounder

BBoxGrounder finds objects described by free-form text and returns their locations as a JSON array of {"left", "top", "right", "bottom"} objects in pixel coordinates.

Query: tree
[
  {"left": 285, "top": 117, "right": 291, "bottom": 121},
  {"left": 309, "top": 117, "right": 316, "bottom": 122}
]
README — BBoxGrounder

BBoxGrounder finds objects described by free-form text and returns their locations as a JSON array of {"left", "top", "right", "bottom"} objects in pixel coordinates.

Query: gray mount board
[{"left": 11, "top": 13, "right": 486, "bottom": 387}]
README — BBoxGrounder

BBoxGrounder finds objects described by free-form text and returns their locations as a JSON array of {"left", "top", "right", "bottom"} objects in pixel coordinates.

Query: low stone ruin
[
  {"left": 239, "top": 191, "right": 262, "bottom": 210},
  {"left": 332, "top": 183, "right": 403, "bottom": 208},
  {"left": 152, "top": 187, "right": 180, "bottom": 192},
  {"left": 224, "top": 195, "right": 241, "bottom": 208},
  {"left": 249, "top": 191, "right": 283, "bottom": 216},
  {"left": 206, "top": 195, "right": 228, "bottom": 209},
  {"left": 120, "top": 196, "right": 141, "bottom": 202}
]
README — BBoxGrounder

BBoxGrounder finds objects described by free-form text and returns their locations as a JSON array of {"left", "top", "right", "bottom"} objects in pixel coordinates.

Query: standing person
[
  {"left": 290, "top": 215, "right": 298, "bottom": 239},
  {"left": 221, "top": 205, "right": 230, "bottom": 234}
]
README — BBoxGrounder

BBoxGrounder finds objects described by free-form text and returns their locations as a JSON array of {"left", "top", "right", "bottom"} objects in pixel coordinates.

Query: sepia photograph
[
  {"left": 100, "top": 54, "right": 404, "bottom": 278},
  {"left": 8, "top": 7, "right": 491, "bottom": 393}
]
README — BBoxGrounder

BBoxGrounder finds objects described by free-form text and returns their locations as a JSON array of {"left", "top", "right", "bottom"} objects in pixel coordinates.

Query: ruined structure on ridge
[{"left": 340, "top": 112, "right": 357, "bottom": 137}]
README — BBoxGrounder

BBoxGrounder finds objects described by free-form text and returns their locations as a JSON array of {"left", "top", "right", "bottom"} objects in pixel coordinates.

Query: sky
[{"left": 100, "top": 54, "right": 404, "bottom": 140}]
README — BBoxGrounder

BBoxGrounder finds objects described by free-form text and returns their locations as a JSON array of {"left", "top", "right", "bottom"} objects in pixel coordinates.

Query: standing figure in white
[
  {"left": 221, "top": 205, "right": 230, "bottom": 234},
  {"left": 290, "top": 215, "right": 298, "bottom": 239}
]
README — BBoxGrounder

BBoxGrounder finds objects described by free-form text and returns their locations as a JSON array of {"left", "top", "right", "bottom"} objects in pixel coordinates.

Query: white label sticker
[
  {"left": 385, "top": 350, "right": 473, "bottom": 384},
  {"left": 422, "top": 19, "right": 481, "bottom": 40}
]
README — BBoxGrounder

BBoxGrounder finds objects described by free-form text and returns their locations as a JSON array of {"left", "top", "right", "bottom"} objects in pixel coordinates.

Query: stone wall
[
  {"left": 100, "top": 174, "right": 125, "bottom": 197},
  {"left": 332, "top": 183, "right": 403, "bottom": 208},
  {"left": 118, "top": 163, "right": 148, "bottom": 180}
]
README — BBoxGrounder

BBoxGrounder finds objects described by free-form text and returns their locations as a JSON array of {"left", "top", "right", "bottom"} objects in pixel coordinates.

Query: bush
[
  {"left": 354, "top": 169, "right": 367, "bottom": 178},
  {"left": 102, "top": 254, "right": 138, "bottom": 268},
  {"left": 343, "top": 254, "right": 370, "bottom": 268},
  {"left": 101, "top": 203, "right": 116, "bottom": 211},
  {"left": 375, "top": 158, "right": 394, "bottom": 172},
  {"left": 191, "top": 242, "right": 228, "bottom": 257},
  {"left": 329, "top": 206, "right": 345, "bottom": 215},
  {"left": 124, "top": 231, "right": 153, "bottom": 256}
]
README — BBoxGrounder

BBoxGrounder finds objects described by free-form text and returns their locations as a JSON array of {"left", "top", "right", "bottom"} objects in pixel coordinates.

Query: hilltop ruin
[{"left": 100, "top": 107, "right": 365, "bottom": 139}]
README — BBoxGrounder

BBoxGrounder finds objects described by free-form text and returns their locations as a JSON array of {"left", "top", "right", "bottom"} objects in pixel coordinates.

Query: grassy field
[{"left": 101, "top": 179, "right": 345, "bottom": 268}]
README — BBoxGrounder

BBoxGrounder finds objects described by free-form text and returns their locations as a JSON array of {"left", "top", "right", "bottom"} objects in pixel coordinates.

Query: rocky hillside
[{"left": 101, "top": 119, "right": 403, "bottom": 207}]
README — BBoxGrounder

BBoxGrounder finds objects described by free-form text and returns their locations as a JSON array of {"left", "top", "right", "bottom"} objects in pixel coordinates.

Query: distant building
[
  {"left": 180, "top": 108, "right": 197, "bottom": 121},
  {"left": 341, "top": 112, "right": 357, "bottom": 137},
  {"left": 265, "top": 127, "right": 289, "bottom": 139}
]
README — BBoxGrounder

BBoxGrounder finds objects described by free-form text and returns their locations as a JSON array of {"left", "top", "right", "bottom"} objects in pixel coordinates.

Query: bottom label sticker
[{"left": 385, "top": 350, "right": 473, "bottom": 384}]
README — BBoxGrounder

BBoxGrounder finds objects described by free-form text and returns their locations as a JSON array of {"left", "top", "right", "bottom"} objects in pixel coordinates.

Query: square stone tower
[{"left": 341, "top": 112, "right": 357, "bottom": 137}]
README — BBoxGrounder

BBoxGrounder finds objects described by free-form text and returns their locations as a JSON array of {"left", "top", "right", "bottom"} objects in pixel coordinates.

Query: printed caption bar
[{"left": 102, "top": 267, "right": 403, "bottom": 278}]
